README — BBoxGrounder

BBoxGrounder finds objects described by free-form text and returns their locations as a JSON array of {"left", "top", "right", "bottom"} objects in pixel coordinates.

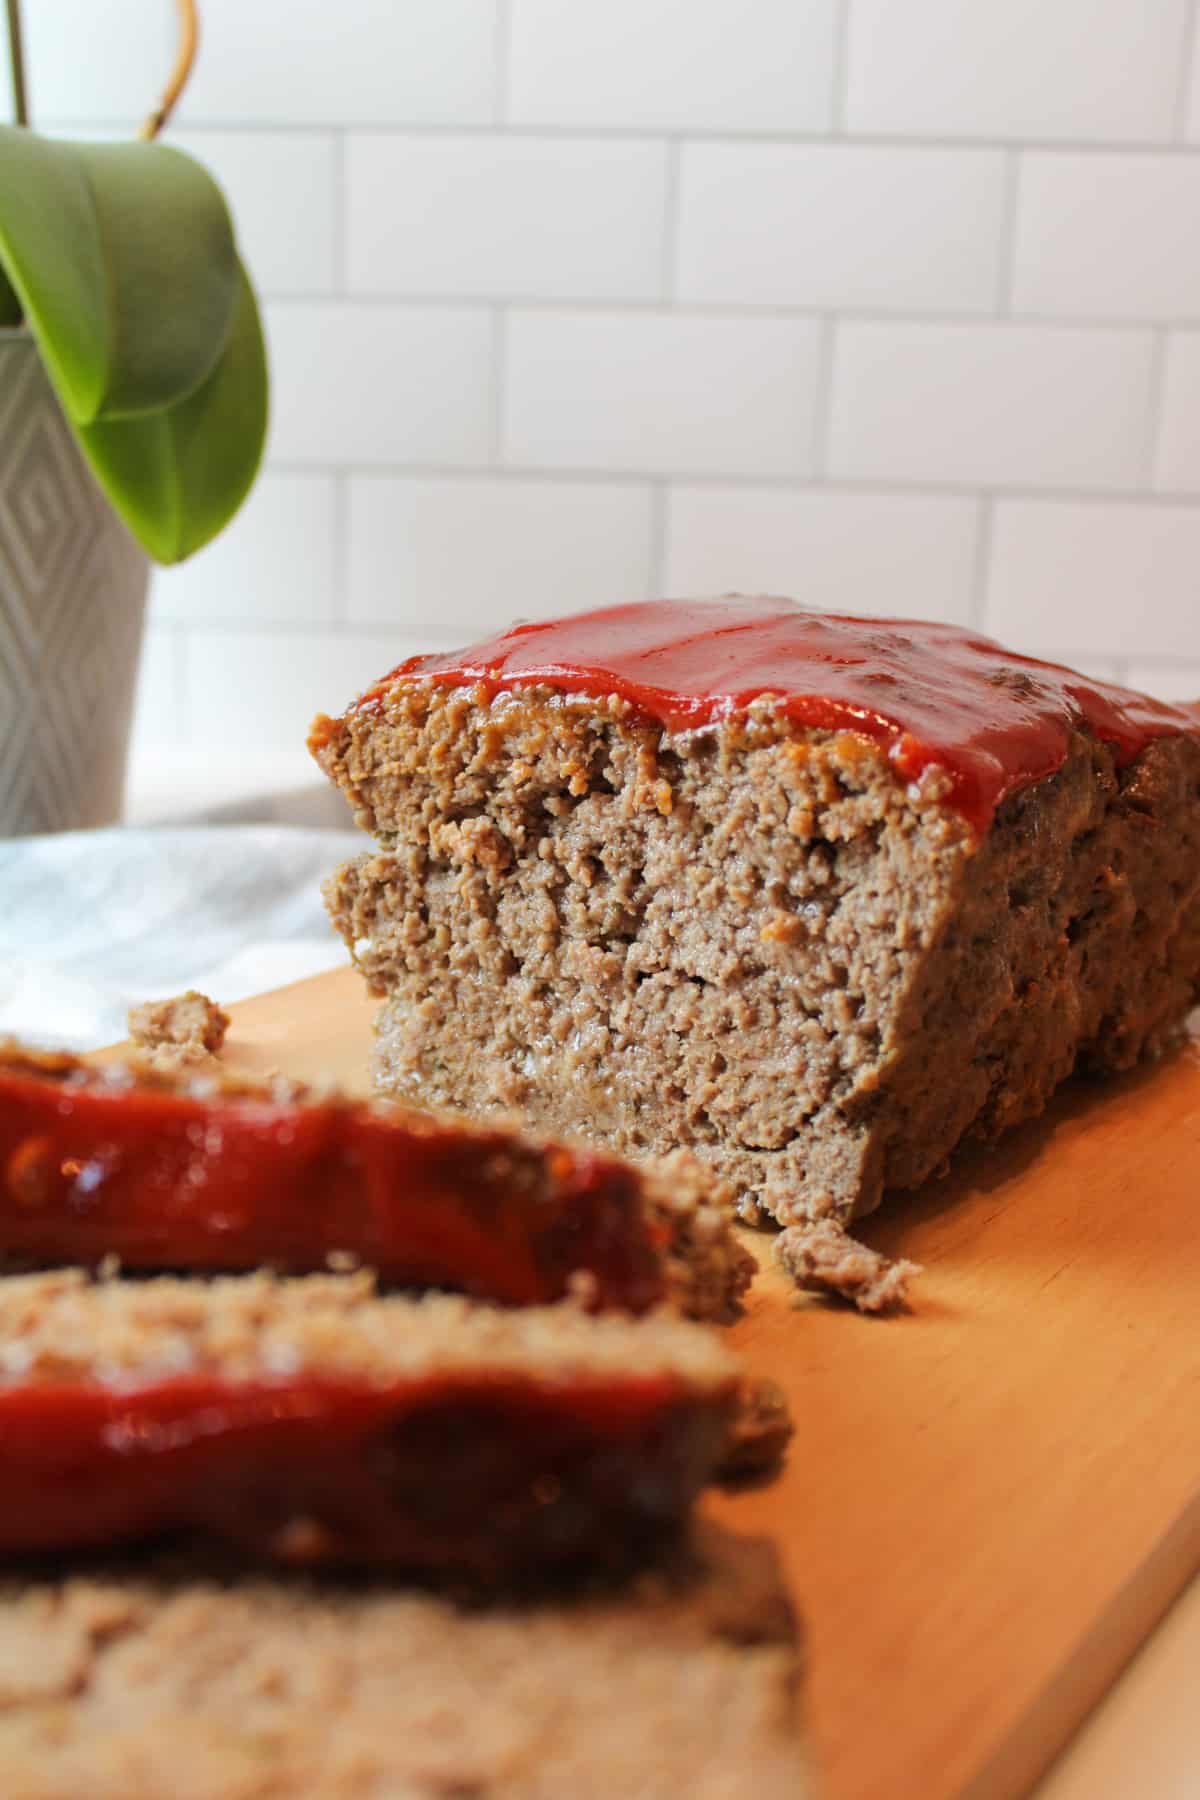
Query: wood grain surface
[{"left": 219, "top": 966, "right": 1200, "bottom": 1800}]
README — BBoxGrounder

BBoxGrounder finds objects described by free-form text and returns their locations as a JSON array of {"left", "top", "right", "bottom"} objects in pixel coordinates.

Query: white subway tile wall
[
  {"left": 155, "top": 475, "right": 339, "bottom": 625},
  {"left": 128, "top": 626, "right": 184, "bottom": 761},
  {"left": 827, "top": 323, "right": 1156, "bottom": 490},
  {"left": 265, "top": 302, "right": 494, "bottom": 465},
  {"left": 663, "top": 489, "right": 979, "bottom": 622},
  {"left": 347, "top": 478, "right": 655, "bottom": 627},
  {"left": 169, "top": 132, "right": 340, "bottom": 297},
  {"left": 177, "top": 0, "right": 499, "bottom": 127},
  {"left": 503, "top": 311, "right": 822, "bottom": 475},
  {"left": 845, "top": 0, "right": 1191, "bottom": 142},
  {"left": 16, "top": 0, "right": 175, "bottom": 126},
  {"left": 185, "top": 629, "right": 459, "bottom": 752},
  {"left": 507, "top": 0, "right": 839, "bottom": 132},
  {"left": 346, "top": 136, "right": 668, "bottom": 301},
  {"left": 986, "top": 500, "right": 1200, "bottom": 657},
  {"left": 1011, "top": 154, "right": 1200, "bottom": 321},
  {"left": 676, "top": 144, "right": 1007, "bottom": 314},
  {"left": 25, "top": 0, "right": 1200, "bottom": 757}
]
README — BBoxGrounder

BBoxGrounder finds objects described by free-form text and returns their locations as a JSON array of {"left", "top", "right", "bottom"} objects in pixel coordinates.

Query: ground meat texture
[
  {"left": 314, "top": 674, "right": 1200, "bottom": 1227},
  {"left": 0, "top": 1270, "right": 739, "bottom": 1576},
  {"left": 0, "top": 1524, "right": 810, "bottom": 1800},
  {"left": 127, "top": 992, "right": 229, "bottom": 1070},
  {"left": 774, "top": 1220, "right": 920, "bottom": 1314}
]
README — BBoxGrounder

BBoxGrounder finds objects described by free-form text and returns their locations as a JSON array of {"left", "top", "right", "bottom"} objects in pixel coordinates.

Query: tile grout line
[
  {"left": 44, "top": 116, "right": 1200, "bottom": 155},
  {"left": 257, "top": 292, "right": 1187, "bottom": 332},
  {"left": 259, "top": 458, "right": 1200, "bottom": 507},
  {"left": 146, "top": 619, "right": 1200, "bottom": 681}
]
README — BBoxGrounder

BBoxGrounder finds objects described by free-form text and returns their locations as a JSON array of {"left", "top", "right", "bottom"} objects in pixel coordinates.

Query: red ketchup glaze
[
  {"left": 0, "top": 1369, "right": 709, "bottom": 1570},
  {"left": 350, "top": 598, "right": 1200, "bottom": 834},
  {"left": 0, "top": 1061, "right": 666, "bottom": 1312}
]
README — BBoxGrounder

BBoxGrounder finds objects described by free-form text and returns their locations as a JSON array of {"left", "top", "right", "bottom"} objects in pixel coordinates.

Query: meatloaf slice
[
  {"left": 0, "top": 1524, "right": 810, "bottom": 1800},
  {"left": 311, "top": 598, "right": 1200, "bottom": 1226},
  {"left": 0, "top": 1268, "right": 738, "bottom": 1573},
  {"left": 0, "top": 1043, "right": 752, "bottom": 1320}
]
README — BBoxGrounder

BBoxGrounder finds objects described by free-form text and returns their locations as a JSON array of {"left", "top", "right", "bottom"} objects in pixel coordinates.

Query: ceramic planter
[{"left": 0, "top": 330, "right": 150, "bottom": 836}]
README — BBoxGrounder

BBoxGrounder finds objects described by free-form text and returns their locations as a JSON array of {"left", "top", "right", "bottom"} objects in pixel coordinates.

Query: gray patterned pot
[{"left": 0, "top": 330, "right": 150, "bottom": 836}]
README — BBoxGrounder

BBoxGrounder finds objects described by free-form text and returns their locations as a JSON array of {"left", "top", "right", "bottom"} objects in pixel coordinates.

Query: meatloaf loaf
[
  {"left": 0, "top": 1268, "right": 739, "bottom": 1572},
  {"left": 311, "top": 598, "right": 1200, "bottom": 1226},
  {"left": 0, "top": 1524, "right": 810, "bottom": 1800},
  {"left": 0, "top": 1042, "right": 752, "bottom": 1319}
]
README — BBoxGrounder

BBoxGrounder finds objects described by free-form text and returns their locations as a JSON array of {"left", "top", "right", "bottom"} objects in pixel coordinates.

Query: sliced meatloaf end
[
  {"left": 0, "top": 1269, "right": 739, "bottom": 1574},
  {"left": 0, "top": 1523, "right": 811, "bottom": 1800},
  {"left": 312, "top": 598, "right": 1200, "bottom": 1227},
  {"left": 0, "top": 1043, "right": 752, "bottom": 1319}
]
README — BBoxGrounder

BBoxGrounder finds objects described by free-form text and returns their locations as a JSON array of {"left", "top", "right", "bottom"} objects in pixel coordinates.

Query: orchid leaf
[
  {"left": 0, "top": 127, "right": 237, "bottom": 421},
  {"left": 79, "top": 259, "right": 268, "bottom": 565},
  {"left": 0, "top": 126, "right": 268, "bottom": 563}
]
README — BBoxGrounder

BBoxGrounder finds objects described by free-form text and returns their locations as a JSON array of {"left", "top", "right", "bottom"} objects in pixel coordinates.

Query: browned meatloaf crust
[
  {"left": 312, "top": 600, "right": 1200, "bottom": 1226},
  {"left": 0, "top": 1524, "right": 810, "bottom": 1800}
]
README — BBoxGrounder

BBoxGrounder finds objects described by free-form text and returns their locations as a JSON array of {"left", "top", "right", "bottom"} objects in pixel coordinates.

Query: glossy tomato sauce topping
[{"left": 350, "top": 598, "right": 1198, "bottom": 833}]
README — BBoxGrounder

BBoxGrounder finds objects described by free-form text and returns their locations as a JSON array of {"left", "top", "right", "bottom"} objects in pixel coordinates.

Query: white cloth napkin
[{"left": 0, "top": 825, "right": 363, "bottom": 1050}]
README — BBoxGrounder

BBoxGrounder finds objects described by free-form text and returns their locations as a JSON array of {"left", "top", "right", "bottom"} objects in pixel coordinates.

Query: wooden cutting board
[{"left": 218, "top": 966, "right": 1200, "bottom": 1800}]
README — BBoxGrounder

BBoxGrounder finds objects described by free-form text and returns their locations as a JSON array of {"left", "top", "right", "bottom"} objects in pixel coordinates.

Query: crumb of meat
[
  {"left": 126, "top": 992, "right": 230, "bottom": 1071},
  {"left": 774, "top": 1220, "right": 921, "bottom": 1315},
  {"left": 716, "top": 1378, "right": 794, "bottom": 1486}
]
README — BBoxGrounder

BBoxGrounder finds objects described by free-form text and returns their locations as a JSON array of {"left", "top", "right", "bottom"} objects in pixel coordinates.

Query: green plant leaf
[
  {"left": 0, "top": 127, "right": 268, "bottom": 564},
  {"left": 79, "top": 259, "right": 268, "bottom": 564},
  {"left": 0, "top": 127, "right": 237, "bottom": 422}
]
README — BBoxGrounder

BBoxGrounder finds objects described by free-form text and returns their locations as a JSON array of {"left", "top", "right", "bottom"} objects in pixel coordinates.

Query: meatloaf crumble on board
[
  {"left": 0, "top": 1525, "right": 810, "bottom": 1800},
  {"left": 0, "top": 1269, "right": 738, "bottom": 1574},
  {"left": 0, "top": 1042, "right": 752, "bottom": 1320},
  {"left": 312, "top": 597, "right": 1200, "bottom": 1227},
  {"left": 126, "top": 990, "right": 230, "bottom": 1071}
]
